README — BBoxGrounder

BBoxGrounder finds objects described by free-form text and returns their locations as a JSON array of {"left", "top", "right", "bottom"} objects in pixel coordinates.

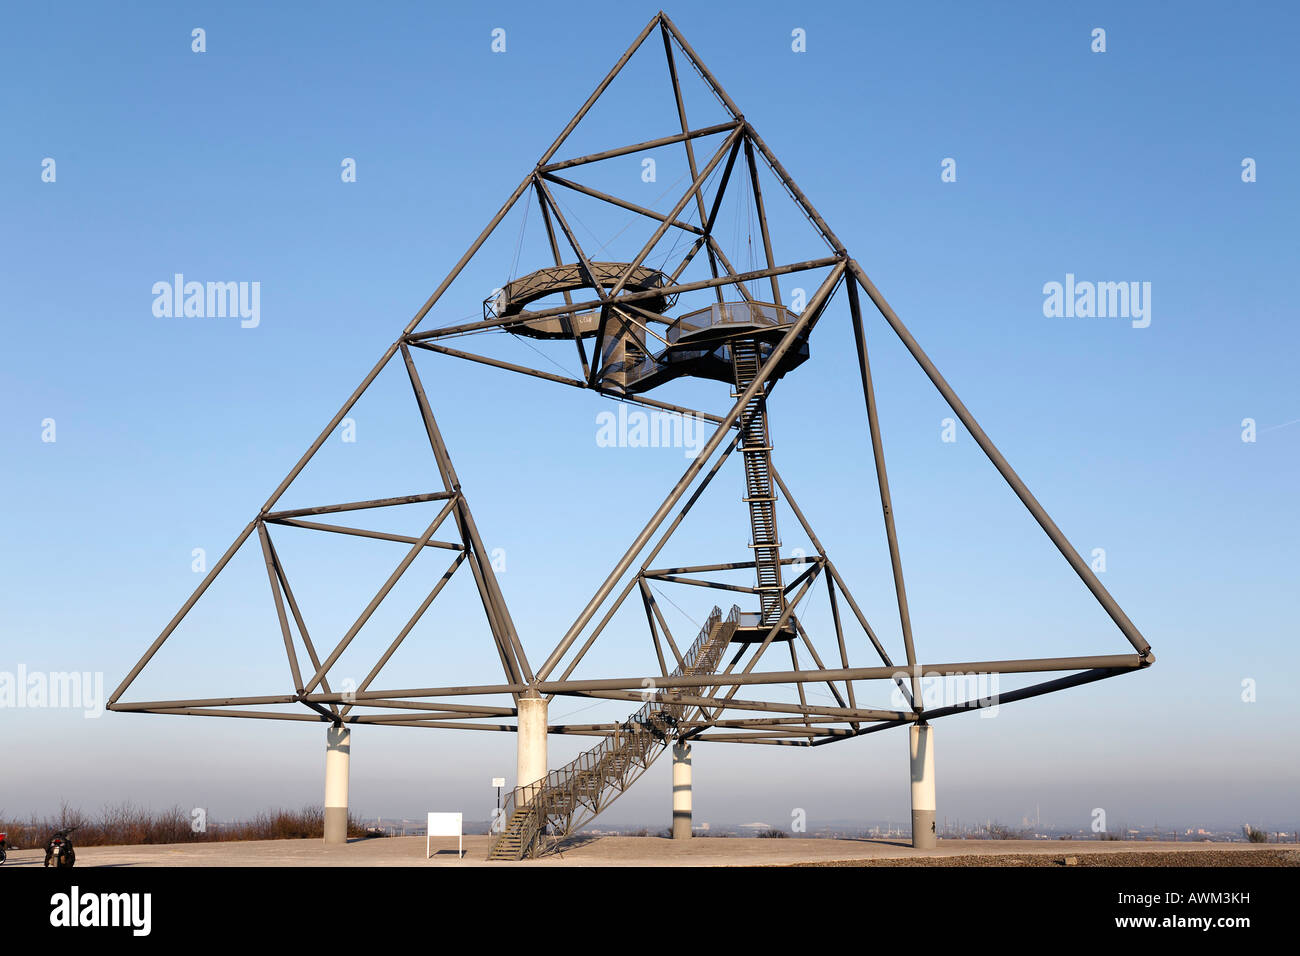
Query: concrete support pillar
[
  {"left": 516, "top": 695, "right": 548, "bottom": 802},
  {"left": 324, "top": 724, "right": 351, "bottom": 845},
  {"left": 909, "top": 723, "right": 936, "bottom": 849},
  {"left": 671, "top": 741, "right": 692, "bottom": 839}
]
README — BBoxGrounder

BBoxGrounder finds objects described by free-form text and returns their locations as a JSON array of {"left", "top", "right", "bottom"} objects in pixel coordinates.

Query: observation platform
[{"left": 485, "top": 263, "right": 811, "bottom": 395}]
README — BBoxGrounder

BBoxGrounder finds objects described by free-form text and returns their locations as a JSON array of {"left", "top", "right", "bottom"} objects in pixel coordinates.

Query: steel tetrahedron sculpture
[{"left": 111, "top": 12, "right": 1154, "bottom": 858}]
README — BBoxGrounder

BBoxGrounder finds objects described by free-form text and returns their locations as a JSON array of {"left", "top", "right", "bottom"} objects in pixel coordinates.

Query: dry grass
[{"left": 0, "top": 802, "right": 362, "bottom": 849}]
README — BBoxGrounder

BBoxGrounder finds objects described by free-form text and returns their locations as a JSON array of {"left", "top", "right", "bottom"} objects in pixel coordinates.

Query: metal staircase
[
  {"left": 486, "top": 606, "right": 741, "bottom": 860},
  {"left": 730, "top": 338, "right": 785, "bottom": 626}
]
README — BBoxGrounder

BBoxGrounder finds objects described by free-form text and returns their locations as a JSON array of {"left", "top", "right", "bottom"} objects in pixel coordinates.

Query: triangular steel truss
[{"left": 110, "top": 12, "right": 1154, "bottom": 746}]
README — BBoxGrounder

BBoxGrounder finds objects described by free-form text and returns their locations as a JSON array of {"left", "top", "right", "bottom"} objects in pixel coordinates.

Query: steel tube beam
[
  {"left": 540, "top": 120, "right": 740, "bottom": 172},
  {"left": 265, "top": 515, "right": 462, "bottom": 552},
  {"left": 744, "top": 134, "right": 782, "bottom": 304},
  {"left": 257, "top": 522, "right": 304, "bottom": 693},
  {"left": 639, "top": 577, "right": 687, "bottom": 673},
  {"left": 301, "top": 509, "right": 448, "bottom": 694},
  {"left": 587, "top": 126, "right": 744, "bottom": 386},
  {"left": 536, "top": 12, "right": 665, "bottom": 165},
  {"left": 565, "top": 688, "right": 909, "bottom": 722},
  {"left": 263, "top": 492, "right": 453, "bottom": 521},
  {"left": 408, "top": 340, "right": 728, "bottom": 425},
  {"left": 848, "top": 263, "right": 1153, "bottom": 660},
  {"left": 401, "top": 345, "right": 533, "bottom": 685},
  {"left": 113, "top": 652, "right": 1144, "bottom": 714},
  {"left": 107, "top": 519, "right": 258, "bottom": 706},
  {"left": 533, "top": 179, "right": 591, "bottom": 378},
  {"left": 340, "top": 552, "right": 466, "bottom": 718},
  {"left": 266, "top": 534, "right": 339, "bottom": 718},
  {"left": 651, "top": 574, "right": 759, "bottom": 594},
  {"left": 810, "top": 667, "right": 1134, "bottom": 745},
  {"left": 542, "top": 172, "right": 703, "bottom": 235},
  {"left": 644, "top": 556, "right": 809, "bottom": 576},
  {"left": 847, "top": 278, "right": 921, "bottom": 706}
]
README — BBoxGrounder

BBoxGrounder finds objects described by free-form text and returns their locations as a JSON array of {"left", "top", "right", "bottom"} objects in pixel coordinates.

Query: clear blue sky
[{"left": 2, "top": 1, "right": 1297, "bottom": 832}]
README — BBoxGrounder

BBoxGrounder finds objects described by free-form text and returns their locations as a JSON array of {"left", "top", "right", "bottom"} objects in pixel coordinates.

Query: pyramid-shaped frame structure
[{"left": 110, "top": 12, "right": 1154, "bottom": 754}]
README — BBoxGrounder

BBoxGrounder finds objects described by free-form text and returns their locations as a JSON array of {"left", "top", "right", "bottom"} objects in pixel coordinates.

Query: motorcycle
[
  {"left": 0, "top": 831, "right": 7, "bottom": 865},
  {"left": 44, "top": 827, "right": 79, "bottom": 868}
]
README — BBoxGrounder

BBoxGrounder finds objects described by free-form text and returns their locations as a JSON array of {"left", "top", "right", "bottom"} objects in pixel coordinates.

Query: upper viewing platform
[
  {"left": 482, "top": 263, "right": 811, "bottom": 396},
  {"left": 667, "top": 301, "right": 793, "bottom": 348},
  {"left": 485, "top": 261, "right": 675, "bottom": 339}
]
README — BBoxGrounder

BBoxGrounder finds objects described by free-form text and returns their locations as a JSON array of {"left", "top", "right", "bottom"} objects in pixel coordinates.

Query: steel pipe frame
[
  {"left": 299, "top": 508, "right": 450, "bottom": 696},
  {"left": 532, "top": 178, "right": 591, "bottom": 378},
  {"left": 809, "top": 667, "right": 1139, "bottom": 746},
  {"left": 401, "top": 344, "right": 534, "bottom": 689},
  {"left": 338, "top": 551, "right": 467, "bottom": 719},
  {"left": 110, "top": 653, "right": 1142, "bottom": 734},
  {"left": 643, "top": 556, "right": 812, "bottom": 577},
  {"left": 583, "top": 125, "right": 745, "bottom": 387},
  {"left": 540, "top": 172, "right": 704, "bottom": 237},
  {"left": 534, "top": 129, "right": 741, "bottom": 390},
  {"left": 661, "top": 7, "right": 1152, "bottom": 666},
  {"left": 767, "top": 465, "right": 910, "bottom": 706},
  {"left": 846, "top": 278, "right": 922, "bottom": 707},
  {"left": 264, "top": 515, "right": 463, "bottom": 553},
  {"left": 648, "top": 574, "right": 760, "bottom": 594},
  {"left": 743, "top": 135, "right": 782, "bottom": 306},
  {"left": 113, "top": 12, "right": 1152, "bottom": 745},
  {"left": 710, "top": 562, "right": 825, "bottom": 710},
  {"left": 121, "top": 707, "right": 879, "bottom": 740},
  {"left": 110, "top": 144, "right": 541, "bottom": 712},
  {"left": 257, "top": 521, "right": 305, "bottom": 694},
  {"left": 406, "top": 340, "right": 729, "bottom": 426},
  {"left": 637, "top": 578, "right": 672, "bottom": 678},
  {"left": 103, "top": 14, "right": 737, "bottom": 716},
  {"left": 660, "top": 21, "right": 725, "bottom": 302},
  {"left": 263, "top": 491, "right": 453, "bottom": 521},
  {"left": 304, "top": 653, "right": 1149, "bottom": 703},
  {"left": 538, "top": 119, "right": 741, "bottom": 173},
  {"left": 265, "top": 532, "right": 340, "bottom": 719},
  {"left": 109, "top": 15, "right": 664, "bottom": 712},
  {"left": 539, "top": 427, "right": 747, "bottom": 703},
  {"left": 792, "top": 616, "right": 851, "bottom": 712},
  {"left": 636, "top": 550, "right": 832, "bottom": 721},
  {"left": 637, "top": 577, "right": 687, "bottom": 674},
  {"left": 558, "top": 688, "right": 911, "bottom": 723},
  {"left": 531, "top": 175, "right": 615, "bottom": 330},
  {"left": 535, "top": 262, "right": 846, "bottom": 683},
  {"left": 847, "top": 264, "right": 1154, "bottom": 660},
  {"left": 533, "top": 169, "right": 684, "bottom": 384}
]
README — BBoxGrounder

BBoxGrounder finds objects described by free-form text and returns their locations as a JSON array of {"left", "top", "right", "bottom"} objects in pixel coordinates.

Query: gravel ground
[
  {"left": 795, "top": 848, "right": 1300, "bottom": 867},
  {"left": 4, "top": 836, "right": 1295, "bottom": 867}
]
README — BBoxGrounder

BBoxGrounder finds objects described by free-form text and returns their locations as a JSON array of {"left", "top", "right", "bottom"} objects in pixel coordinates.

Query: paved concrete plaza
[{"left": 4, "top": 836, "right": 1290, "bottom": 867}]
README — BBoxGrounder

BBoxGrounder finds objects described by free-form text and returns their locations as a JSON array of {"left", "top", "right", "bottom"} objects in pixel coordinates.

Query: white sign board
[
  {"left": 492, "top": 777, "right": 506, "bottom": 788},
  {"left": 426, "top": 811, "right": 463, "bottom": 859}
]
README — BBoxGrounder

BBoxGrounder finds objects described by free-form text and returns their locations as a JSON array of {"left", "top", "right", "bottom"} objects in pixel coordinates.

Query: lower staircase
[{"left": 486, "top": 605, "right": 740, "bottom": 860}]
